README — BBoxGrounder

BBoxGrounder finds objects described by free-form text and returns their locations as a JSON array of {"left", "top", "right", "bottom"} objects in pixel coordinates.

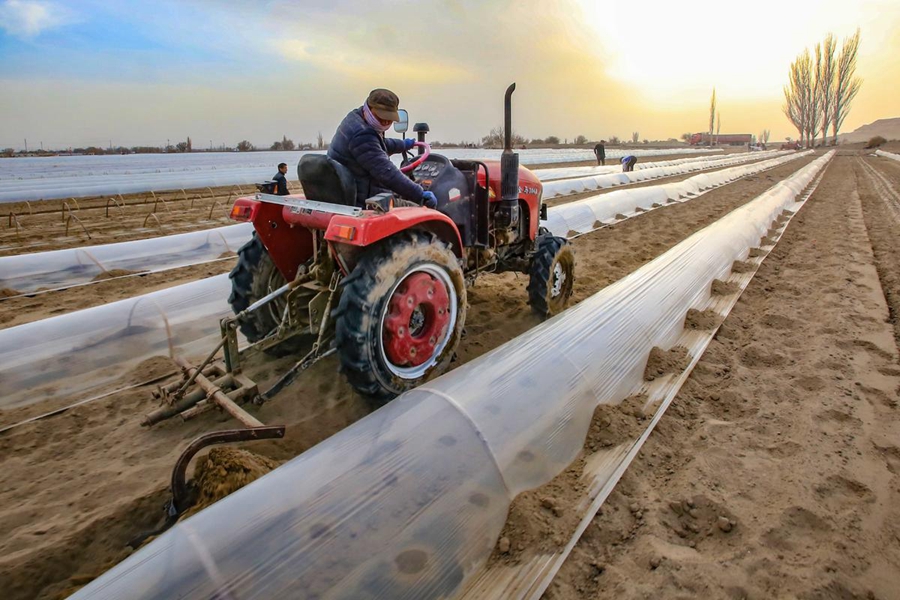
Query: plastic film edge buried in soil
[{"left": 68, "top": 153, "right": 833, "bottom": 600}]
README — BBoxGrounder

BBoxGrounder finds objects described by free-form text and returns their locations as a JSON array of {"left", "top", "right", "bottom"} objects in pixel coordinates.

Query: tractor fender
[{"left": 325, "top": 207, "right": 463, "bottom": 258}]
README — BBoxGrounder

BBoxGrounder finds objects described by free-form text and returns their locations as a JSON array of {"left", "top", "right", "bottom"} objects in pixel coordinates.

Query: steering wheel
[{"left": 400, "top": 141, "right": 431, "bottom": 173}]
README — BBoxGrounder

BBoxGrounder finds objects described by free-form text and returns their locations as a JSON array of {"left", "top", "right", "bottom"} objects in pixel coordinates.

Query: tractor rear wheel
[
  {"left": 527, "top": 234, "right": 575, "bottom": 317},
  {"left": 334, "top": 232, "right": 466, "bottom": 402},
  {"left": 228, "top": 234, "right": 288, "bottom": 343}
]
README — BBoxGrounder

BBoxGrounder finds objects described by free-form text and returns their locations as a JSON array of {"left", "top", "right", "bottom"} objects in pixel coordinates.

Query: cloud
[{"left": 0, "top": 0, "right": 74, "bottom": 37}]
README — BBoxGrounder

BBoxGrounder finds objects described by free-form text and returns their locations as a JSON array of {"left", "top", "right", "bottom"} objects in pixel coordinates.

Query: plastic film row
[
  {"left": 543, "top": 151, "right": 812, "bottom": 236},
  {"left": 874, "top": 149, "right": 900, "bottom": 162},
  {"left": 534, "top": 149, "right": 781, "bottom": 181},
  {"left": 0, "top": 274, "right": 234, "bottom": 410},
  {"left": 0, "top": 223, "right": 252, "bottom": 295},
  {"left": 540, "top": 150, "right": 787, "bottom": 197},
  {"left": 69, "top": 153, "right": 833, "bottom": 600}
]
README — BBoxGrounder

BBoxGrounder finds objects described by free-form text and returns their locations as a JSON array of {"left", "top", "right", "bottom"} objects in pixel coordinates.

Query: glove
[
  {"left": 403, "top": 138, "right": 416, "bottom": 150},
  {"left": 422, "top": 191, "right": 437, "bottom": 209}
]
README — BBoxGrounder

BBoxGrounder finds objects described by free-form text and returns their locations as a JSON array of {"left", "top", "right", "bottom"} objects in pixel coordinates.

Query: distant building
[{"left": 690, "top": 133, "right": 753, "bottom": 146}]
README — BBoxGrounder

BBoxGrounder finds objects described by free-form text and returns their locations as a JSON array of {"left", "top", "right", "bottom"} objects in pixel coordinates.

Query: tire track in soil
[
  {"left": 544, "top": 153, "right": 900, "bottom": 600},
  {"left": 856, "top": 155, "right": 900, "bottom": 349},
  {"left": 0, "top": 155, "right": 816, "bottom": 600}
]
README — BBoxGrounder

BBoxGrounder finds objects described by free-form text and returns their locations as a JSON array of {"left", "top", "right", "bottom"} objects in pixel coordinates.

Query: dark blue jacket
[{"left": 328, "top": 108, "right": 424, "bottom": 205}]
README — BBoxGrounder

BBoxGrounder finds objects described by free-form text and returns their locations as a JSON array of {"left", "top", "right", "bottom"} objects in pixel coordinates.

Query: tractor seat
[{"left": 297, "top": 155, "right": 357, "bottom": 207}]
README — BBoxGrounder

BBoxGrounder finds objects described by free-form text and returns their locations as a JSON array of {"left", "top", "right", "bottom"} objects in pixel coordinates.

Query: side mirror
[{"left": 394, "top": 109, "right": 409, "bottom": 134}]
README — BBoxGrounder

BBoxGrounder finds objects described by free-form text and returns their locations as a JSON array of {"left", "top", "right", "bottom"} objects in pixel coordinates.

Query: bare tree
[
  {"left": 608, "top": 135, "right": 620, "bottom": 144},
  {"left": 783, "top": 54, "right": 807, "bottom": 145},
  {"left": 482, "top": 125, "right": 526, "bottom": 147},
  {"left": 236, "top": 140, "right": 255, "bottom": 152},
  {"left": 681, "top": 132, "right": 692, "bottom": 142},
  {"left": 762, "top": 129, "right": 771, "bottom": 144},
  {"left": 806, "top": 46, "right": 823, "bottom": 147},
  {"left": 574, "top": 134, "right": 589, "bottom": 145},
  {"left": 316, "top": 131, "right": 324, "bottom": 149},
  {"left": 631, "top": 131, "right": 639, "bottom": 144},
  {"left": 708, "top": 88, "right": 717, "bottom": 145},
  {"left": 282, "top": 135, "right": 295, "bottom": 151},
  {"left": 832, "top": 28, "right": 862, "bottom": 145},
  {"left": 817, "top": 34, "right": 837, "bottom": 146}
]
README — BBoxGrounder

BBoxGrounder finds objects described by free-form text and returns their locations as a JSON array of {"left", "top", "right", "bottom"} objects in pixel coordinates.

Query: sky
[{"left": 0, "top": 0, "right": 898, "bottom": 150}]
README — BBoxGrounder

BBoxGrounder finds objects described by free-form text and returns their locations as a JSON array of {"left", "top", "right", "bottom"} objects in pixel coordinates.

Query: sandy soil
[
  {"left": 0, "top": 151, "right": 834, "bottom": 599},
  {"left": 855, "top": 155, "right": 900, "bottom": 348},
  {"left": 543, "top": 153, "right": 900, "bottom": 599}
]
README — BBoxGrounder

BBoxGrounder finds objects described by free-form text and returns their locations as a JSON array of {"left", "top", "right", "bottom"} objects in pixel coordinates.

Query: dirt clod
[
  {"left": 731, "top": 260, "right": 754, "bottom": 274},
  {"left": 711, "top": 279, "right": 739, "bottom": 296},
  {"left": 644, "top": 346, "right": 691, "bottom": 381},
  {"left": 685, "top": 308, "right": 720, "bottom": 330},
  {"left": 188, "top": 447, "right": 279, "bottom": 515}
]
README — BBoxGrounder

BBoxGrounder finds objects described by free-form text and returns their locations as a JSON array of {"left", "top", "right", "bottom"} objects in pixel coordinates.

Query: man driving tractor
[{"left": 328, "top": 88, "right": 438, "bottom": 209}]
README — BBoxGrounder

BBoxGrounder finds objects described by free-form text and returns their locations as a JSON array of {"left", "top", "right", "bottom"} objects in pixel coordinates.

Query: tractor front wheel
[
  {"left": 527, "top": 234, "right": 575, "bottom": 317},
  {"left": 334, "top": 232, "right": 466, "bottom": 402}
]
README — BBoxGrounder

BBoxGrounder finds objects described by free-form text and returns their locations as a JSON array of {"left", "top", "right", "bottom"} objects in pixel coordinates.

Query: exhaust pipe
[{"left": 499, "top": 83, "right": 520, "bottom": 230}]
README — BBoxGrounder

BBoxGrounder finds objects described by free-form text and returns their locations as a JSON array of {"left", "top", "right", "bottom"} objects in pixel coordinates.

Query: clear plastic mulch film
[
  {"left": 535, "top": 148, "right": 783, "bottom": 182},
  {"left": 0, "top": 151, "right": 737, "bottom": 295},
  {"left": 0, "top": 148, "right": 722, "bottom": 203},
  {"left": 0, "top": 152, "right": 810, "bottom": 410},
  {"left": 0, "top": 223, "right": 252, "bottom": 295},
  {"left": 874, "top": 149, "right": 900, "bottom": 162},
  {"left": 0, "top": 274, "right": 233, "bottom": 409},
  {"left": 70, "top": 152, "right": 833, "bottom": 600},
  {"left": 543, "top": 151, "right": 814, "bottom": 236}
]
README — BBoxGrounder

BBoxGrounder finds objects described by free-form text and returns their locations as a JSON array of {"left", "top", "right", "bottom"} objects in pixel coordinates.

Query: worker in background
[
  {"left": 329, "top": 88, "right": 438, "bottom": 208},
  {"left": 594, "top": 141, "right": 606, "bottom": 166},
  {"left": 621, "top": 154, "right": 637, "bottom": 172},
  {"left": 272, "top": 162, "right": 290, "bottom": 195}
]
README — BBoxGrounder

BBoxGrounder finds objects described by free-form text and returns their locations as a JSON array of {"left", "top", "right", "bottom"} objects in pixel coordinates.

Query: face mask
[{"left": 362, "top": 103, "right": 391, "bottom": 132}]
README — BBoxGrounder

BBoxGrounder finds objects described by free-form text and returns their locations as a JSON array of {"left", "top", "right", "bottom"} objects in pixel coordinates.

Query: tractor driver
[{"left": 328, "top": 88, "right": 438, "bottom": 209}]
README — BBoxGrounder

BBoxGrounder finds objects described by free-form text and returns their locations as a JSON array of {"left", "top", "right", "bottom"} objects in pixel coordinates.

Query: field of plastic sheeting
[
  {"left": 0, "top": 152, "right": 807, "bottom": 409},
  {"left": 0, "top": 223, "right": 252, "bottom": 295},
  {"left": 541, "top": 150, "right": 788, "bottom": 198},
  {"left": 0, "top": 274, "right": 233, "bottom": 409},
  {"left": 875, "top": 149, "right": 900, "bottom": 162},
  {"left": 0, "top": 148, "right": 722, "bottom": 203},
  {"left": 69, "top": 153, "right": 832, "bottom": 600},
  {"left": 0, "top": 151, "right": 746, "bottom": 296},
  {"left": 543, "top": 151, "right": 813, "bottom": 236},
  {"left": 534, "top": 149, "right": 782, "bottom": 181}
]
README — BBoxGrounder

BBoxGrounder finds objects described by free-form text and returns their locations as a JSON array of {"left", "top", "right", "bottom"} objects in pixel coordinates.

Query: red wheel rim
[{"left": 382, "top": 271, "right": 452, "bottom": 368}]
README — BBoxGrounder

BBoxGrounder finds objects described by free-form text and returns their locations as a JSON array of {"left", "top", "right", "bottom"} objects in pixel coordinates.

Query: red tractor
[{"left": 147, "top": 85, "right": 574, "bottom": 426}]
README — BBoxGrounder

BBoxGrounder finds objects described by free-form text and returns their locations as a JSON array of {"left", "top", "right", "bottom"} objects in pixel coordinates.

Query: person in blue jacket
[
  {"left": 621, "top": 154, "right": 638, "bottom": 172},
  {"left": 328, "top": 88, "right": 437, "bottom": 208}
]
